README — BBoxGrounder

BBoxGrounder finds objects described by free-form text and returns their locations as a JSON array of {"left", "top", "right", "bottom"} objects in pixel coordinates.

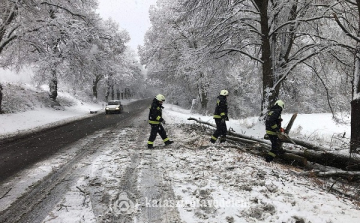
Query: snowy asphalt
[{"left": 0, "top": 99, "right": 151, "bottom": 183}]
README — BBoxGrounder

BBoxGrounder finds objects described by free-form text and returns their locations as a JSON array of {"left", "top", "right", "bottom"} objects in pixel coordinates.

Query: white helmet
[
  {"left": 155, "top": 94, "right": 165, "bottom": 102},
  {"left": 220, "top": 90, "right": 229, "bottom": 96},
  {"left": 275, "top": 100, "right": 285, "bottom": 109}
]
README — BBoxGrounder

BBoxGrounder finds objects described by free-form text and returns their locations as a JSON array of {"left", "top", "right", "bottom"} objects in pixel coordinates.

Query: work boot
[
  {"left": 165, "top": 140, "right": 174, "bottom": 146},
  {"left": 148, "top": 144, "right": 154, "bottom": 149},
  {"left": 265, "top": 154, "right": 274, "bottom": 162},
  {"left": 278, "top": 149, "right": 285, "bottom": 155},
  {"left": 210, "top": 138, "right": 216, "bottom": 144},
  {"left": 265, "top": 151, "right": 276, "bottom": 162},
  {"left": 220, "top": 137, "right": 226, "bottom": 143}
]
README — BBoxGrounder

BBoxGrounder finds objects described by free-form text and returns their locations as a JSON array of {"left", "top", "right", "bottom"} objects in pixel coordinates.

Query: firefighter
[
  {"left": 265, "top": 100, "right": 285, "bottom": 162},
  {"left": 147, "top": 94, "right": 174, "bottom": 148},
  {"left": 210, "top": 90, "right": 229, "bottom": 144}
]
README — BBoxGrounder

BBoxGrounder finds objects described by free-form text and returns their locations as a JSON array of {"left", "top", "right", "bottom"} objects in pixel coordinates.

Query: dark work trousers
[
  {"left": 268, "top": 134, "right": 282, "bottom": 155},
  {"left": 212, "top": 119, "right": 227, "bottom": 140},
  {"left": 148, "top": 124, "right": 167, "bottom": 143}
]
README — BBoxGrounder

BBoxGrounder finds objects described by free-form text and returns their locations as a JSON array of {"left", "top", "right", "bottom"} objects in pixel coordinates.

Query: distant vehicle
[{"left": 105, "top": 100, "right": 123, "bottom": 114}]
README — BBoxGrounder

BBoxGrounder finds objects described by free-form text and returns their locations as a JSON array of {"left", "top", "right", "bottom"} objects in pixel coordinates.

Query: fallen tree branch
[
  {"left": 57, "top": 204, "right": 70, "bottom": 211},
  {"left": 188, "top": 117, "right": 269, "bottom": 144},
  {"left": 0, "top": 188, "right": 12, "bottom": 200},
  {"left": 76, "top": 186, "right": 87, "bottom": 194},
  {"left": 188, "top": 117, "right": 360, "bottom": 170},
  {"left": 76, "top": 186, "right": 90, "bottom": 207},
  {"left": 226, "top": 138, "right": 307, "bottom": 166},
  {"left": 291, "top": 138, "right": 327, "bottom": 152},
  {"left": 314, "top": 170, "right": 360, "bottom": 178},
  {"left": 226, "top": 135, "right": 270, "bottom": 147}
]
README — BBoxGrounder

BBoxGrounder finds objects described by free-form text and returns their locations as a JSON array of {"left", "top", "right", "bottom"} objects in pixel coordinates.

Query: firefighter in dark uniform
[
  {"left": 210, "top": 90, "right": 229, "bottom": 144},
  {"left": 265, "top": 100, "right": 285, "bottom": 162},
  {"left": 147, "top": 94, "right": 174, "bottom": 148}
]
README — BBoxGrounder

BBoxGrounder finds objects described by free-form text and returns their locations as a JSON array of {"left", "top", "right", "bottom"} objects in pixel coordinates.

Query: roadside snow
[{"left": 0, "top": 98, "right": 136, "bottom": 140}]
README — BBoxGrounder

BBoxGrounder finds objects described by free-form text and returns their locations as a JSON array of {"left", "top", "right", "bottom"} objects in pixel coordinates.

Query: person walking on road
[
  {"left": 210, "top": 90, "right": 229, "bottom": 144},
  {"left": 147, "top": 94, "right": 174, "bottom": 149},
  {"left": 264, "top": 100, "right": 285, "bottom": 162}
]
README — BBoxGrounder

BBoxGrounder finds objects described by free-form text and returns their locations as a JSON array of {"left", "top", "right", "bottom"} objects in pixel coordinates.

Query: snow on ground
[{"left": 0, "top": 97, "right": 359, "bottom": 222}]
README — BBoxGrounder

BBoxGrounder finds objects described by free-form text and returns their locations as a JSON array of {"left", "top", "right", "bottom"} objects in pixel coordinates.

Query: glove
[
  {"left": 280, "top": 128, "right": 284, "bottom": 133},
  {"left": 221, "top": 118, "right": 225, "bottom": 124},
  {"left": 162, "top": 120, "right": 166, "bottom": 124}
]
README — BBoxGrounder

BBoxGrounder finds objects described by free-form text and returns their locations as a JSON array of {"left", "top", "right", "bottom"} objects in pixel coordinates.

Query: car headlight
[
  {"left": 106, "top": 107, "right": 109, "bottom": 110},
  {"left": 115, "top": 107, "right": 120, "bottom": 110}
]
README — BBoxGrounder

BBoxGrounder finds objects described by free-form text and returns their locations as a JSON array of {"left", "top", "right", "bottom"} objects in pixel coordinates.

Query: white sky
[{"left": 96, "top": 0, "right": 157, "bottom": 51}]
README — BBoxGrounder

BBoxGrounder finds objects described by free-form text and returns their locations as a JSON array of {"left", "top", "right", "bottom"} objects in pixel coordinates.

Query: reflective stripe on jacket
[
  {"left": 265, "top": 105, "right": 282, "bottom": 135},
  {"left": 148, "top": 99, "right": 163, "bottom": 124},
  {"left": 213, "top": 95, "right": 228, "bottom": 119}
]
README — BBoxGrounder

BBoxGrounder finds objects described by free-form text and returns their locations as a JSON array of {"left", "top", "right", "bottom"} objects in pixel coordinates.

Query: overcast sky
[{"left": 97, "top": 0, "right": 157, "bottom": 51}]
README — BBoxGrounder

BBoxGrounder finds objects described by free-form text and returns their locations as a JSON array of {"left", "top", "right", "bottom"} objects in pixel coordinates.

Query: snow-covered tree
[
  {"left": 332, "top": 0, "right": 360, "bottom": 153},
  {"left": 140, "top": 0, "right": 342, "bottom": 117},
  {"left": 139, "top": 0, "right": 237, "bottom": 113},
  {"left": 179, "top": 0, "right": 333, "bottom": 114},
  {"left": 28, "top": 0, "right": 98, "bottom": 102},
  {"left": 0, "top": 0, "right": 99, "bottom": 103}
]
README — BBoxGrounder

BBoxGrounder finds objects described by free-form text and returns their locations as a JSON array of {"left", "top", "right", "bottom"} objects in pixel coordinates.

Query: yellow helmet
[
  {"left": 275, "top": 100, "right": 285, "bottom": 109},
  {"left": 220, "top": 90, "right": 229, "bottom": 96},
  {"left": 155, "top": 94, "right": 165, "bottom": 101}
]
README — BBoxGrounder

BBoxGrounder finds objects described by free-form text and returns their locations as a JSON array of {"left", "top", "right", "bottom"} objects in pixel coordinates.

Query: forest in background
[
  {"left": 139, "top": 0, "right": 353, "bottom": 118},
  {"left": 138, "top": 0, "right": 360, "bottom": 152},
  {"left": 0, "top": 0, "right": 150, "bottom": 111}
]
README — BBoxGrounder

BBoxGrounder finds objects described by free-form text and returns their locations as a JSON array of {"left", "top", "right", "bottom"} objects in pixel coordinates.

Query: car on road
[{"left": 105, "top": 100, "right": 123, "bottom": 114}]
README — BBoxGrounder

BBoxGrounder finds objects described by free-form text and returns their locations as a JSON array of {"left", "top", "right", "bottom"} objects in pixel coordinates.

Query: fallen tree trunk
[
  {"left": 188, "top": 117, "right": 360, "bottom": 171},
  {"left": 314, "top": 170, "right": 360, "bottom": 178},
  {"left": 287, "top": 149, "right": 360, "bottom": 171},
  {"left": 290, "top": 138, "right": 327, "bottom": 152},
  {"left": 225, "top": 136, "right": 307, "bottom": 166}
]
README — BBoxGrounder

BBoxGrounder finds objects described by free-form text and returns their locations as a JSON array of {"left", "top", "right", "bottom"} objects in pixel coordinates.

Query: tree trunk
[
  {"left": 49, "top": 69, "right": 58, "bottom": 101},
  {"left": 197, "top": 72, "right": 208, "bottom": 113},
  {"left": 254, "top": 0, "right": 278, "bottom": 114},
  {"left": 0, "top": 84, "right": 3, "bottom": 113},
  {"left": 105, "top": 89, "right": 109, "bottom": 102},
  {"left": 199, "top": 88, "right": 208, "bottom": 112},
  {"left": 188, "top": 117, "right": 360, "bottom": 171},
  {"left": 350, "top": 9, "right": 360, "bottom": 153},
  {"left": 105, "top": 79, "right": 110, "bottom": 102},
  {"left": 351, "top": 99, "right": 360, "bottom": 153},
  {"left": 111, "top": 85, "right": 114, "bottom": 100},
  {"left": 92, "top": 79, "right": 99, "bottom": 100},
  {"left": 117, "top": 89, "right": 120, "bottom": 100}
]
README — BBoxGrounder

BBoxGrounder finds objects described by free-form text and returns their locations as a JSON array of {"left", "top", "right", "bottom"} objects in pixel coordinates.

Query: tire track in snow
[
  {"left": 0, "top": 129, "right": 110, "bottom": 223},
  {"left": 136, "top": 126, "right": 182, "bottom": 223}
]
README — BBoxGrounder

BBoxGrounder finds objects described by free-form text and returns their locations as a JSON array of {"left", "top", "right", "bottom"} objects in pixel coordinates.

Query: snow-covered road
[{"left": 1, "top": 108, "right": 360, "bottom": 223}]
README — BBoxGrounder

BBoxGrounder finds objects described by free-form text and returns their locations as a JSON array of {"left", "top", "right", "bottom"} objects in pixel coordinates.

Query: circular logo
[{"left": 111, "top": 191, "right": 136, "bottom": 216}]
